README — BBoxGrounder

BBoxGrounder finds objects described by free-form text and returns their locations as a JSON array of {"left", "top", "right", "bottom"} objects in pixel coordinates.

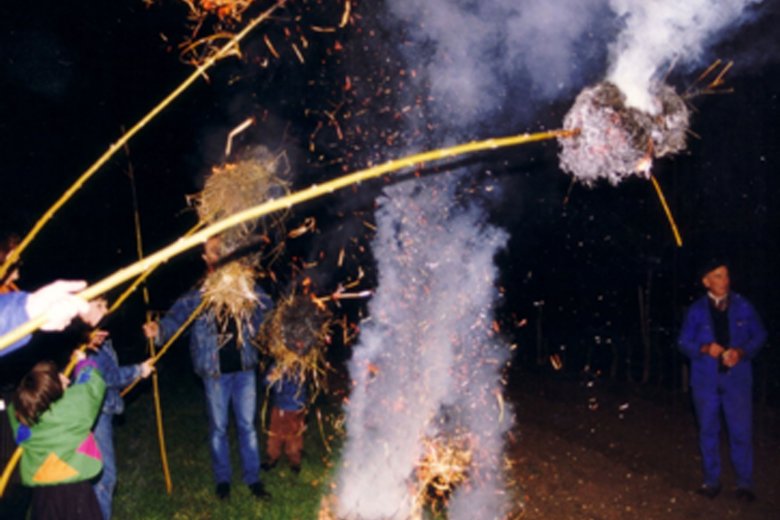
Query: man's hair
[{"left": 13, "top": 361, "right": 64, "bottom": 426}]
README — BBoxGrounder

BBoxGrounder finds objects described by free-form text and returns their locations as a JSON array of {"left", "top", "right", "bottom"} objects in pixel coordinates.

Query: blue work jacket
[{"left": 678, "top": 292, "right": 766, "bottom": 390}]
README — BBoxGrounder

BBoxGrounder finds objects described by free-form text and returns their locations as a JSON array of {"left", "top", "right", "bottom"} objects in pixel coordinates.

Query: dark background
[{"left": 0, "top": 1, "right": 778, "bottom": 403}]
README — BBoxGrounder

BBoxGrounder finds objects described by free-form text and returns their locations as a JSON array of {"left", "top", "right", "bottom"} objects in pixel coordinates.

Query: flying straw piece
[
  {"left": 0, "top": 128, "right": 575, "bottom": 352},
  {"left": 0, "top": 0, "right": 287, "bottom": 281},
  {"left": 225, "top": 117, "right": 256, "bottom": 157}
]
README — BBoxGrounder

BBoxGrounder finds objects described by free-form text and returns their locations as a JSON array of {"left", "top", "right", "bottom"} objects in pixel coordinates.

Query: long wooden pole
[
  {"left": 0, "top": 129, "right": 574, "bottom": 353},
  {"left": 0, "top": 0, "right": 288, "bottom": 281}
]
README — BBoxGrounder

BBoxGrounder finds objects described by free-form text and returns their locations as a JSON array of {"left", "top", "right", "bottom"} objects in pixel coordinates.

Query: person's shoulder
[{"left": 731, "top": 292, "right": 758, "bottom": 310}]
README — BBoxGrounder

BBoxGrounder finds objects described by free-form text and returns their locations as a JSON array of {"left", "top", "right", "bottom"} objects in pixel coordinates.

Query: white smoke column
[
  {"left": 607, "top": 0, "right": 763, "bottom": 112},
  {"left": 334, "top": 1, "right": 610, "bottom": 518},
  {"left": 335, "top": 178, "right": 512, "bottom": 519}
]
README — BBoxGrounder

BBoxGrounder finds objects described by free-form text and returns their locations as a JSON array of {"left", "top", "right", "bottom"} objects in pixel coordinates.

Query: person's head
[
  {"left": 13, "top": 361, "right": 66, "bottom": 426},
  {"left": 701, "top": 264, "right": 730, "bottom": 298},
  {"left": 202, "top": 236, "right": 223, "bottom": 270},
  {"left": 81, "top": 297, "right": 108, "bottom": 327}
]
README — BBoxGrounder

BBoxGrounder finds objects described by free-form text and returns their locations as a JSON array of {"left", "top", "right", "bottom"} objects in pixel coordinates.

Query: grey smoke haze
[
  {"left": 385, "top": 0, "right": 615, "bottom": 127},
  {"left": 608, "top": 0, "right": 765, "bottom": 112},
  {"left": 332, "top": 0, "right": 768, "bottom": 518}
]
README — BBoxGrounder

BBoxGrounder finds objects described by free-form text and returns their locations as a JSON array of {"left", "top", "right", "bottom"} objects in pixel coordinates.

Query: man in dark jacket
[
  {"left": 678, "top": 262, "right": 766, "bottom": 502},
  {"left": 143, "top": 237, "right": 272, "bottom": 501}
]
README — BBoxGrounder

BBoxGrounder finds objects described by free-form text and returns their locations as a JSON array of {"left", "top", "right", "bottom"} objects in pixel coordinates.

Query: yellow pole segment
[
  {"left": 0, "top": 128, "right": 573, "bottom": 352},
  {"left": 649, "top": 175, "right": 683, "bottom": 247},
  {"left": 0, "top": 0, "right": 288, "bottom": 281},
  {"left": 0, "top": 449, "right": 21, "bottom": 497}
]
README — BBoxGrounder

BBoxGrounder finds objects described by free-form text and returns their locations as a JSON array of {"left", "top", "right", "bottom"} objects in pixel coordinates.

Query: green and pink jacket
[{"left": 8, "top": 359, "right": 106, "bottom": 486}]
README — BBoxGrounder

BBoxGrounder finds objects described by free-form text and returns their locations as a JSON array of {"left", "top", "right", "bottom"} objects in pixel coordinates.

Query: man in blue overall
[{"left": 678, "top": 262, "right": 766, "bottom": 502}]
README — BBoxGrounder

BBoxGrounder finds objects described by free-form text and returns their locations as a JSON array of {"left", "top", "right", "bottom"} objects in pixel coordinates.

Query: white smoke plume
[
  {"left": 384, "top": 0, "right": 613, "bottom": 127},
  {"left": 607, "top": 0, "right": 764, "bottom": 112},
  {"left": 331, "top": 0, "right": 767, "bottom": 518},
  {"left": 335, "top": 178, "right": 512, "bottom": 519}
]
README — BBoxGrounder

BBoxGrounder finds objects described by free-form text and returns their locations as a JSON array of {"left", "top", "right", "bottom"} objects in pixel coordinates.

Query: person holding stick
[
  {"left": 81, "top": 299, "right": 153, "bottom": 520},
  {"left": 142, "top": 236, "right": 272, "bottom": 501}
]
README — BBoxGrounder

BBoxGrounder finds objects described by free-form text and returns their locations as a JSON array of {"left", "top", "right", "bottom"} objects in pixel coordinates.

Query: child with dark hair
[{"left": 8, "top": 353, "right": 106, "bottom": 519}]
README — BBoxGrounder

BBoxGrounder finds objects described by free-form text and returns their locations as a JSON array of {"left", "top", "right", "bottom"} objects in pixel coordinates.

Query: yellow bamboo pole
[
  {"left": 146, "top": 312, "right": 173, "bottom": 494},
  {"left": 120, "top": 300, "right": 208, "bottom": 397},
  {"left": 126, "top": 156, "right": 174, "bottom": 494},
  {"left": 0, "top": 128, "right": 574, "bottom": 352},
  {"left": 0, "top": 449, "right": 21, "bottom": 497},
  {"left": 0, "top": 0, "right": 288, "bottom": 282},
  {"left": 649, "top": 174, "right": 683, "bottom": 247}
]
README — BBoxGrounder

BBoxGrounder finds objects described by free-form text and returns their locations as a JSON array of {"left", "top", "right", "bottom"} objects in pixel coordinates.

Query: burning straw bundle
[
  {"left": 195, "top": 145, "right": 289, "bottom": 254},
  {"left": 195, "top": 145, "right": 288, "bottom": 334},
  {"left": 259, "top": 294, "right": 332, "bottom": 396},
  {"left": 412, "top": 436, "right": 473, "bottom": 517},
  {"left": 558, "top": 81, "right": 690, "bottom": 186},
  {"left": 202, "top": 258, "right": 260, "bottom": 342}
]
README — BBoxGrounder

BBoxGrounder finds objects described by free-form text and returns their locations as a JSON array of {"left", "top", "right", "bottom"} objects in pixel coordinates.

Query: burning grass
[{"left": 558, "top": 81, "right": 690, "bottom": 186}]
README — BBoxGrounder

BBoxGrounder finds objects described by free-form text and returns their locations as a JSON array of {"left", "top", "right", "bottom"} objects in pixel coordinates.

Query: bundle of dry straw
[{"left": 259, "top": 293, "right": 332, "bottom": 397}]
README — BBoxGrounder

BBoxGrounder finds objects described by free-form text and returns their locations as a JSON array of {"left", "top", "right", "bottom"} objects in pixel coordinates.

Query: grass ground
[{"left": 113, "top": 372, "right": 339, "bottom": 519}]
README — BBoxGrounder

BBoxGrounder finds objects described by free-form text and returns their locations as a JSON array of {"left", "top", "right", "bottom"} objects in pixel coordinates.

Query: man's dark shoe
[
  {"left": 290, "top": 464, "right": 301, "bottom": 475},
  {"left": 216, "top": 482, "right": 231, "bottom": 500},
  {"left": 696, "top": 484, "right": 721, "bottom": 499},
  {"left": 249, "top": 481, "right": 271, "bottom": 499},
  {"left": 261, "top": 459, "right": 277, "bottom": 472},
  {"left": 735, "top": 488, "right": 756, "bottom": 503}
]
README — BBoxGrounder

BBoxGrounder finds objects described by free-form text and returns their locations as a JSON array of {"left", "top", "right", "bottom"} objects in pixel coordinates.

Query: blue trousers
[
  {"left": 92, "top": 413, "right": 115, "bottom": 520},
  {"left": 202, "top": 370, "right": 260, "bottom": 485},
  {"left": 692, "top": 374, "right": 753, "bottom": 489}
]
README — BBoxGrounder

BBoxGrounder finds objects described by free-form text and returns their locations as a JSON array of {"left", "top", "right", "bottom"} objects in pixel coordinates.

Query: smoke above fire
[
  {"left": 607, "top": 0, "right": 765, "bottom": 113},
  {"left": 334, "top": 180, "right": 512, "bottom": 519},
  {"left": 329, "top": 0, "right": 768, "bottom": 518}
]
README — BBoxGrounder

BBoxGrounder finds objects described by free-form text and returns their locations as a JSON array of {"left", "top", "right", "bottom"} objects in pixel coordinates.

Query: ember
[{"left": 558, "top": 81, "right": 690, "bottom": 186}]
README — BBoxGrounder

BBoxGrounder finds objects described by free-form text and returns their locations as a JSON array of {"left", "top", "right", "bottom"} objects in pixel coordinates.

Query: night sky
[{"left": 1, "top": 1, "right": 779, "bottom": 392}]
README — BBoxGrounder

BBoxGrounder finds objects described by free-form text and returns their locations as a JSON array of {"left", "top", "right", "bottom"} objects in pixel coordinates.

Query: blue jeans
[
  {"left": 93, "top": 413, "right": 115, "bottom": 520},
  {"left": 202, "top": 370, "right": 260, "bottom": 484}
]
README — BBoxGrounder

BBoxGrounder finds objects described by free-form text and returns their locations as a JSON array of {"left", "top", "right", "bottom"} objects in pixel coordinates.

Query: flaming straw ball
[
  {"left": 195, "top": 146, "right": 289, "bottom": 254},
  {"left": 558, "top": 81, "right": 690, "bottom": 186},
  {"left": 202, "top": 260, "right": 260, "bottom": 343},
  {"left": 414, "top": 436, "right": 473, "bottom": 516},
  {"left": 259, "top": 294, "right": 332, "bottom": 396}
]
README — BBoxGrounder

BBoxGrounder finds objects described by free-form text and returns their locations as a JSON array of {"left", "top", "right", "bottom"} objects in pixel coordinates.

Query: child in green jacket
[{"left": 8, "top": 354, "right": 106, "bottom": 519}]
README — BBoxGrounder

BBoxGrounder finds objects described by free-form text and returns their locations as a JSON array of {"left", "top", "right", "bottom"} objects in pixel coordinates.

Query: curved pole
[
  {"left": 0, "top": 129, "right": 574, "bottom": 352},
  {"left": 0, "top": 0, "right": 288, "bottom": 281}
]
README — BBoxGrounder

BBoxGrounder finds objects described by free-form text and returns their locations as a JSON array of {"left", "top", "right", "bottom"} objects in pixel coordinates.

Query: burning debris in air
[{"left": 558, "top": 81, "right": 690, "bottom": 186}]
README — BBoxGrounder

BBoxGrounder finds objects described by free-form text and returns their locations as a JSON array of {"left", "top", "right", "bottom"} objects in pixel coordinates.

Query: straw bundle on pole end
[
  {"left": 258, "top": 294, "right": 332, "bottom": 398},
  {"left": 195, "top": 146, "right": 290, "bottom": 256}
]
